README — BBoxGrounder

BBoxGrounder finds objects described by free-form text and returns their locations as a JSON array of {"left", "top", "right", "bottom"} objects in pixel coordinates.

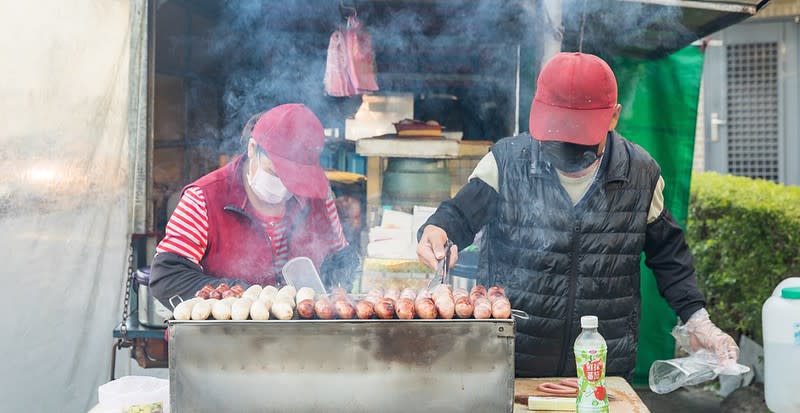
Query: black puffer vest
[{"left": 478, "top": 132, "right": 660, "bottom": 378}]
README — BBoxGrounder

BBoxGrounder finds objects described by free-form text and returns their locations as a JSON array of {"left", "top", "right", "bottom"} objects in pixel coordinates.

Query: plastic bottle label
[
  {"left": 576, "top": 347, "right": 609, "bottom": 412},
  {"left": 793, "top": 322, "right": 800, "bottom": 346}
]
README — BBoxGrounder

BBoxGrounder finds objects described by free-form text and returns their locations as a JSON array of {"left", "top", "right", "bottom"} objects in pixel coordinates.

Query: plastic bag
[{"left": 649, "top": 323, "right": 750, "bottom": 394}]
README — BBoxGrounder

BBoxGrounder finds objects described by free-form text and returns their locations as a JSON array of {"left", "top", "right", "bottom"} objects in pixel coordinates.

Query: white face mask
[{"left": 247, "top": 153, "right": 292, "bottom": 204}]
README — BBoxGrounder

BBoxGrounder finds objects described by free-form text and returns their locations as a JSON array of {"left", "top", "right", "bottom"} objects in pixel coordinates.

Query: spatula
[{"left": 282, "top": 256, "right": 328, "bottom": 295}]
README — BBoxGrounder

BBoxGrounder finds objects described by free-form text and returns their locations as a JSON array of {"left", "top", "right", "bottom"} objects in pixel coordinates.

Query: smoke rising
[{"left": 208, "top": 0, "right": 538, "bottom": 148}]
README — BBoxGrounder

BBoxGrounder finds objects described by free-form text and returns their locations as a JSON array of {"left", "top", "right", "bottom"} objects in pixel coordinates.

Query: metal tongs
[{"left": 428, "top": 240, "right": 453, "bottom": 289}]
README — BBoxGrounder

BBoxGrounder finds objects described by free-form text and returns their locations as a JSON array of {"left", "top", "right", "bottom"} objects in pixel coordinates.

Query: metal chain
[{"left": 119, "top": 242, "right": 135, "bottom": 342}]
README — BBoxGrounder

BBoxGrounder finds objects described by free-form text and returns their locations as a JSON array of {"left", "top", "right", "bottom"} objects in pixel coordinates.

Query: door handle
[{"left": 710, "top": 112, "right": 726, "bottom": 142}]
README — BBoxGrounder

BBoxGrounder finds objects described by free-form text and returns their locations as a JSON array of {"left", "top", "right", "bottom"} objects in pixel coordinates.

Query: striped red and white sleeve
[
  {"left": 325, "top": 190, "right": 349, "bottom": 251},
  {"left": 156, "top": 186, "right": 209, "bottom": 264}
]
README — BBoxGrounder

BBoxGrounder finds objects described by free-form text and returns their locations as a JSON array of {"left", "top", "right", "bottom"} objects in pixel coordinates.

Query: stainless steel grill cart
[{"left": 169, "top": 319, "right": 515, "bottom": 412}]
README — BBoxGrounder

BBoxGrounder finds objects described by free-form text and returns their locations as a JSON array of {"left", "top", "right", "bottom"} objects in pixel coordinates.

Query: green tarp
[{"left": 611, "top": 46, "right": 705, "bottom": 385}]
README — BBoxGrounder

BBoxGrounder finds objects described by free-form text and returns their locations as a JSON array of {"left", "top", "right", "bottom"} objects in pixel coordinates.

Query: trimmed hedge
[{"left": 687, "top": 172, "right": 800, "bottom": 343}]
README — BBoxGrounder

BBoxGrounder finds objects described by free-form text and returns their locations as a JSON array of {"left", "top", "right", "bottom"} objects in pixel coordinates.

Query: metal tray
[{"left": 168, "top": 319, "right": 515, "bottom": 412}]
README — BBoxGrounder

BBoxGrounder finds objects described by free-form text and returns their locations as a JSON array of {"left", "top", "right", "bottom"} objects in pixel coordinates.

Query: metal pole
[{"left": 541, "top": 0, "right": 563, "bottom": 63}]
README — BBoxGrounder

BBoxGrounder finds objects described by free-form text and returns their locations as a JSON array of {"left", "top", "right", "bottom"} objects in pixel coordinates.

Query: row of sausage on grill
[{"left": 171, "top": 284, "right": 511, "bottom": 321}]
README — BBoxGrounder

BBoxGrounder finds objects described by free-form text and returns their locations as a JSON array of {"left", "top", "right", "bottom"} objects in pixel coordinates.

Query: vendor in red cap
[
  {"left": 150, "top": 104, "right": 359, "bottom": 304},
  {"left": 417, "top": 53, "right": 738, "bottom": 378}
]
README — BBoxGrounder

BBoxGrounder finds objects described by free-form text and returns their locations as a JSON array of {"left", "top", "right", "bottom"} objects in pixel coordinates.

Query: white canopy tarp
[{"left": 0, "top": 1, "right": 155, "bottom": 411}]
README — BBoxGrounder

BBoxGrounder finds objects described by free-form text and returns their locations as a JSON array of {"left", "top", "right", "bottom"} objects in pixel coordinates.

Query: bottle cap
[
  {"left": 581, "top": 315, "right": 598, "bottom": 329},
  {"left": 782, "top": 287, "right": 800, "bottom": 300}
]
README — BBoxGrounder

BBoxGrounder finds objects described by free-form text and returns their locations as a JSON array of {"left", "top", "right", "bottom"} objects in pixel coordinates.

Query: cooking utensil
[
  {"left": 281, "top": 256, "right": 327, "bottom": 296},
  {"left": 135, "top": 266, "right": 172, "bottom": 327},
  {"left": 427, "top": 240, "right": 453, "bottom": 289}
]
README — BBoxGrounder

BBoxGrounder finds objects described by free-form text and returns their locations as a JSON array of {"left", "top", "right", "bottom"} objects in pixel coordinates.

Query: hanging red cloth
[
  {"left": 344, "top": 16, "right": 379, "bottom": 93},
  {"left": 324, "top": 29, "right": 356, "bottom": 97}
]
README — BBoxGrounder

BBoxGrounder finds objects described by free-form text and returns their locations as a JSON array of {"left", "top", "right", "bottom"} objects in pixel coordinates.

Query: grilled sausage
[
  {"left": 491, "top": 296, "right": 512, "bottom": 319},
  {"left": 211, "top": 298, "right": 236, "bottom": 320},
  {"left": 374, "top": 298, "right": 396, "bottom": 319},
  {"left": 434, "top": 296, "right": 455, "bottom": 319},
  {"left": 415, "top": 297, "right": 438, "bottom": 319},
  {"left": 453, "top": 288, "right": 469, "bottom": 301},
  {"left": 395, "top": 298, "right": 416, "bottom": 319},
  {"left": 275, "top": 290, "right": 296, "bottom": 309},
  {"left": 400, "top": 288, "right": 418, "bottom": 300},
  {"left": 221, "top": 289, "right": 239, "bottom": 299},
  {"left": 230, "top": 285, "right": 245, "bottom": 297},
  {"left": 242, "top": 285, "right": 263, "bottom": 300},
  {"left": 215, "top": 283, "right": 230, "bottom": 293},
  {"left": 190, "top": 299, "right": 212, "bottom": 320},
  {"left": 173, "top": 298, "right": 202, "bottom": 320},
  {"left": 432, "top": 285, "right": 453, "bottom": 299},
  {"left": 271, "top": 300, "right": 294, "bottom": 320},
  {"left": 208, "top": 290, "right": 222, "bottom": 300},
  {"left": 278, "top": 285, "right": 297, "bottom": 298},
  {"left": 231, "top": 298, "right": 254, "bottom": 320},
  {"left": 250, "top": 300, "right": 270, "bottom": 320},
  {"left": 487, "top": 285, "right": 506, "bottom": 298},
  {"left": 297, "top": 299, "right": 316, "bottom": 319},
  {"left": 296, "top": 287, "right": 316, "bottom": 303},
  {"left": 334, "top": 299, "right": 356, "bottom": 319},
  {"left": 259, "top": 285, "right": 279, "bottom": 301},
  {"left": 314, "top": 297, "right": 336, "bottom": 320},
  {"left": 195, "top": 284, "right": 214, "bottom": 299},
  {"left": 469, "top": 290, "right": 486, "bottom": 305},
  {"left": 471, "top": 285, "right": 487, "bottom": 295},
  {"left": 416, "top": 289, "right": 432, "bottom": 300},
  {"left": 455, "top": 296, "right": 474, "bottom": 319},
  {"left": 473, "top": 297, "right": 492, "bottom": 319},
  {"left": 355, "top": 300, "right": 375, "bottom": 319}
]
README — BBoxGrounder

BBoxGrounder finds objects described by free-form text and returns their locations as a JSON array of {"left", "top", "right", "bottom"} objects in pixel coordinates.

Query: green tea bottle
[{"left": 574, "top": 315, "right": 609, "bottom": 413}]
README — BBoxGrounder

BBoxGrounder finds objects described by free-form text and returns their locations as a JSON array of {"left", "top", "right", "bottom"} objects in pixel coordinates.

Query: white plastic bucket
[{"left": 762, "top": 277, "right": 800, "bottom": 413}]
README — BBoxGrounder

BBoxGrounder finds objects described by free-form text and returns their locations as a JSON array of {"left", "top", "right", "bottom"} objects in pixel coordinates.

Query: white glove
[{"left": 680, "top": 308, "right": 739, "bottom": 364}]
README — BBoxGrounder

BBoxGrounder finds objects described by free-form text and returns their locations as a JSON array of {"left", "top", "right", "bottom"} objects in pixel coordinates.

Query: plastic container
[
  {"left": 763, "top": 277, "right": 800, "bottom": 413},
  {"left": 574, "top": 315, "right": 609, "bottom": 413},
  {"left": 136, "top": 266, "right": 172, "bottom": 327},
  {"left": 97, "top": 376, "right": 169, "bottom": 412}
]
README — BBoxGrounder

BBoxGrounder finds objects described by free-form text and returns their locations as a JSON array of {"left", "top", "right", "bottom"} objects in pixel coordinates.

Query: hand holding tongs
[{"left": 428, "top": 240, "right": 453, "bottom": 289}]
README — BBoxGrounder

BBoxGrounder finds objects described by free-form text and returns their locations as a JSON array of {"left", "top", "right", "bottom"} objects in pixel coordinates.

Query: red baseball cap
[
  {"left": 529, "top": 52, "right": 618, "bottom": 145},
  {"left": 251, "top": 104, "right": 329, "bottom": 199}
]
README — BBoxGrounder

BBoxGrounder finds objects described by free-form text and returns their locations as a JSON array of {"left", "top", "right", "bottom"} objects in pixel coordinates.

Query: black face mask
[{"left": 539, "top": 141, "right": 602, "bottom": 173}]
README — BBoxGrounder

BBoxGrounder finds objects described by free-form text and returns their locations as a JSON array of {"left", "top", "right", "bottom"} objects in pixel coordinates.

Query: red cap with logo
[
  {"left": 251, "top": 104, "right": 329, "bottom": 199},
  {"left": 529, "top": 52, "right": 618, "bottom": 146}
]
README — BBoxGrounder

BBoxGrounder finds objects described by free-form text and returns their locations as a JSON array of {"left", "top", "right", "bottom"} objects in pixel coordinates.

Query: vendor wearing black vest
[{"left": 417, "top": 53, "right": 739, "bottom": 378}]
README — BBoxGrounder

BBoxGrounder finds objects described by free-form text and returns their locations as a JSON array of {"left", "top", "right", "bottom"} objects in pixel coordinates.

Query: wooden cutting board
[{"left": 513, "top": 377, "right": 650, "bottom": 413}]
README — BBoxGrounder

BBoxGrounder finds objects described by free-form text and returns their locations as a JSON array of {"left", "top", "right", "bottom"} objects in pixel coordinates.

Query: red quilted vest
[{"left": 186, "top": 155, "right": 339, "bottom": 286}]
